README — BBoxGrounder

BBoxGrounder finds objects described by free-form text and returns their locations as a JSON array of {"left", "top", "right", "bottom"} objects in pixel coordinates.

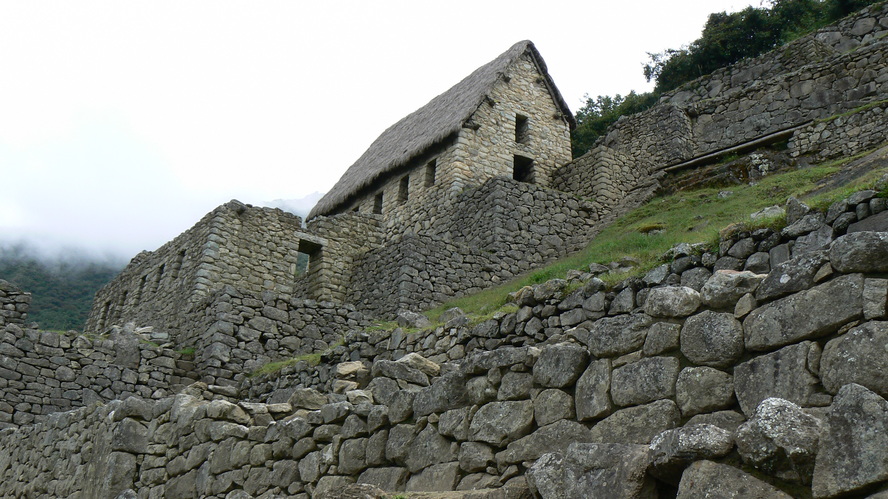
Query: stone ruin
[{"left": 1, "top": 3, "right": 888, "bottom": 498}]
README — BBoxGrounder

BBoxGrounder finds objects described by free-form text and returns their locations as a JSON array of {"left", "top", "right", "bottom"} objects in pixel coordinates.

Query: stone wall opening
[
  {"left": 514, "top": 155, "right": 535, "bottom": 183},
  {"left": 373, "top": 192, "right": 383, "bottom": 214},
  {"left": 398, "top": 175, "right": 409, "bottom": 203},
  {"left": 515, "top": 113, "right": 529, "bottom": 143},
  {"left": 425, "top": 159, "right": 437, "bottom": 186}
]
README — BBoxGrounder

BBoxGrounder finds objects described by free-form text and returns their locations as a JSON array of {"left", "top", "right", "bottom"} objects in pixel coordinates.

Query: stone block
[
  {"left": 734, "top": 342, "right": 823, "bottom": 417},
  {"left": 611, "top": 356, "right": 679, "bottom": 407},
  {"left": 676, "top": 367, "right": 735, "bottom": 417},
  {"left": 681, "top": 310, "right": 744, "bottom": 368},
  {"left": 821, "top": 320, "right": 888, "bottom": 398}
]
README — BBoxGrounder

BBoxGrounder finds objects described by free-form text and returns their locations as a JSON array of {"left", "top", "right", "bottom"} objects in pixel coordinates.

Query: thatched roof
[{"left": 308, "top": 40, "right": 574, "bottom": 219}]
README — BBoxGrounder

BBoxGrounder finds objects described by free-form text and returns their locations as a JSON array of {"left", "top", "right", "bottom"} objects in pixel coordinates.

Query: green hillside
[{"left": 0, "top": 244, "right": 122, "bottom": 331}]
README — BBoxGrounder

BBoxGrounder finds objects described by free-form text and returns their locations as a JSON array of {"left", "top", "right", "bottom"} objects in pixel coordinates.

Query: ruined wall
[
  {"left": 0, "top": 323, "right": 194, "bottom": 428},
  {"left": 86, "top": 201, "right": 305, "bottom": 339},
  {"left": 790, "top": 99, "right": 888, "bottom": 161},
  {"left": 2, "top": 186, "right": 887, "bottom": 498},
  {"left": 0, "top": 279, "right": 30, "bottom": 327},
  {"left": 191, "top": 286, "right": 369, "bottom": 389}
]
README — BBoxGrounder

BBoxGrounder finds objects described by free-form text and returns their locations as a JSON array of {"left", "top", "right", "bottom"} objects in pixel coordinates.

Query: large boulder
[
  {"left": 649, "top": 424, "right": 734, "bottom": 483},
  {"left": 644, "top": 286, "right": 701, "bottom": 318},
  {"left": 680, "top": 310, "right": 744, "bottom": 368},
  {"left": 574, "top": 358, "right": 613, "bottom": 421},
  {"left": 830, "top": 231, "right": 888, "bottom": 273},
  {"left": 701, "top": 270, "right": 766, "bottom": 309},
  {"left": 734, "top": 342, "right": 823, "bottom": 417},
  {"left": 569, "top": 313, "right": 651, "bottom": 357},
  {"left": 744, "top": 273, "right": 864, "bottom": 351},
  {"left": 532, "top": 342, "right": 588, "bottom": 388},
  {"left": 527, "top": 443, "right": 655, "bottom": 499},
  {"left": 735, "top": 398, "right": 822, "bottom": 484},
  {"left": 676, "top": 460, "right": 792, "bottom": 498},
  {"left": 675, "top": 367, "right": 735, "bottom": 417},
  {"left": 495, "top": 419, "right": 593, "bottom": 466},
  {"left": 468, "top": 400, "right": 534, "bottom": 446},
  {"left": 610, "top": 356, "right": 679, "bottom": 407},
  {"left": 755, "top": 250, "right": 830, "bottom": 302},
  {"left": 812, "top": 384, "right": 888, "bottom": 498},
  {"left": 820, "top": 320, "right": 888, "bottom": 398},
  {"left": 413, "top": 371, "right": 470, "bottom": 417},
  {"left": 587, "top": 399, "right": 680, "bottom": 444}
]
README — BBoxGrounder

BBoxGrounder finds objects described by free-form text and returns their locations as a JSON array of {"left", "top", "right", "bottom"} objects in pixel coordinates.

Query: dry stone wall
[
  {"left": 0, "top": 323, "right": 194, "bottom": 428},
  {"left": 86, "top": 201, "right": 306, "bottom": 340},
  {"left": 1, "top": 188, "right": 887, "bottom": 498},
  {"left": 554, "top": 3, "right": 888, "bottom": 211},
  {"left": 0, "top": 279, "right": 30, "bottom": 326}
]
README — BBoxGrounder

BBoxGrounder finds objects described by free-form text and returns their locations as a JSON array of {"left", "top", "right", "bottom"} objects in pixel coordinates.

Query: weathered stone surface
[
  {"left": 642, "top": 322, "right": 681, "bottom": 355},
  {"left": 469, "top": 400, "right": 534, "bottom": 446},
  {"left": 396, "top": 352, "right": 440, "bottom": 377},
  {"left": 644, "top": 286, "right": 701, "bottom": 318},
  {"left": 534, "top": 389, "right": 574, "bottom": 426},
  {"left": 701, "top": 270, "right": 765, "bottom": 309},
  {"left": 676, "top": 367, "right": 735, "bottom": 417},
  {"left": 830, "top": 231, "right": 888, "bottom": 273},
  {"left": 371, "top": 360, "right": 429, "bottom": 386},
  {"left": 677, "top": 460, "right": 792, "bottom": 499},
  {"left": 495, "top": 419, "right": 593, "bottom": 466},
  {"left": 528, "top": 443, "right": 655, "bottom": 499},
  {"left": 736, "top": 398, "right": 822, "bottom": 484},
  {"left": 463, "top": 346, "right": 535, "bottom": 374},
  {"left": 532, "top": 342, "right": 588, "bottom": 388},
  {"left": 681, "top": 310, "right": 745, "bottom": 368},
  {"left": 587, "top": 399, "right": 680, "bottom": 444},
  {"left": 574, "top": 358, "right": 612, "bottom": 421},
  {"left": 406, "top": 424, "right": 456, "bottom": 473},
  {"left": 755, "top": 249, "right": 830, "bottom": 302},
  {"left": 821, "top": 321, "right": 888, "bottom": 398},
  {"left": 357, "top": 467, "right": 408, "bottom": 492},
  {"left": 744, "top": 273, "right": 865, "bottom": 351},
  {"left": 405, "top": 462, "right": 460, "bottom": 492},
  {"left": 413, "top": 371, "right": 469, "bottom": 417},
  {"left": 734, "top": 342, "right": 823, "bottom": 417},
  {"left": 318, "top": 483, "right": 387, "bottom": 499},
  {"left": 813, "top": 384, "right": 888, "bottom": 498},
  {"left": 289, "top": 388, "right": 328, "bottom": 410},
  {"left": 458, "top": 441, "right": 494, "bottom": 473},
  {"left": 686, "top": 410, "right": 746, "bottom": 433},
  {"left": 571, "top": 313, "right": 651, "bottom": 357},
  {"left": 338, "top": 438, "right": 368, "bottom": 475},
  {"left": 864, "top": 279, "right": 888, "bottom": 320},
  {"left": 649, "top": 424, "right": 734, "bottom": 482},
  {"left": 611, "top": 356, "right": 679, "bottom": 407}
]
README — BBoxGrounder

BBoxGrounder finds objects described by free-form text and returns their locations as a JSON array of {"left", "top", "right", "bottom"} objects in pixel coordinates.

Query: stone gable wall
[
  {"left": 2, "top": 187, "right": 887, "bottom": 497},
  {"left": 0, "top": 279, "right": 30, "bottom": 327}
]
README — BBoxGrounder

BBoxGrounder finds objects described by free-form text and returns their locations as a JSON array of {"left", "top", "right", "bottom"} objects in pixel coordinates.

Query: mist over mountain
[{"left": 0, "top": 241, "right": 124, "bottom": 331}]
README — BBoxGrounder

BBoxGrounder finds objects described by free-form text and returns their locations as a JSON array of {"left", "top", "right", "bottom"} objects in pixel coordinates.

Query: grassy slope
[{"left": 423, "top": 147, "right": 888, "bottom": 322}]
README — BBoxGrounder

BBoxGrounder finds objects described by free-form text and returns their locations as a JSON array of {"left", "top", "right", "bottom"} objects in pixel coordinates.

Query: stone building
[
  {"left": 88, "top": 40, "right": 589, "bottom": 328},
  {"left": 308, "top": 40, "right": 575, "bottom": 237}
]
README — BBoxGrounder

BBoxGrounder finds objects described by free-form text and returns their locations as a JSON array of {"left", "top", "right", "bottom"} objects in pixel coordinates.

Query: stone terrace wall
[
  {"left": 192, "top": 287, "right": 369, "bottom": 389},
  {"left": 86, "top": 201, "right": 305, "bottom": 342},
  {"left": 554, "top": 3, "right": 888, "bottom": 205},
  {"left": 347, "top": 177, "right": 600, "bottom": 318},
  {"left": 0, "top": 323, "right": 195, "bottom": 428},
  {"left": 0, "top": 279, "right": 30, "bottom": 326},
  {"left": 1, "top": 188, "right": 887, "bottom": 498},
  {"left": 790, "top": 99, "right": 888, "bottom": 161}
]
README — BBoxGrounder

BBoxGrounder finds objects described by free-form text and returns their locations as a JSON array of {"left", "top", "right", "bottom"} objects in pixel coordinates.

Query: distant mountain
[
  {"left": 264, "top": 192, "right": 325, "bottom": 220},
  {"left": 0, "top": 242, "right": 124, "bottom": 331}
]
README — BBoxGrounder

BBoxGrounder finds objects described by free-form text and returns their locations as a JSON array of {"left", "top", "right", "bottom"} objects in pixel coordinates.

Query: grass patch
[
  {"left": 249, "top": 353, "right": 322, "bottom": 378},
  {"left": 176, "top": 347, "right": 196, "bottom": 356},
  {"left": 818, "top": 98, "right": 888, "bottom": 123},
  {"left": 426, "top": 152, "right": 886, "bottom": 319}
]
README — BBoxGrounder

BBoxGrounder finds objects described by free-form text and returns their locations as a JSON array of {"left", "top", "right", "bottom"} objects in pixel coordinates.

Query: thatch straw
[{"left": 308, "top": 40, "right": 574, "bottom": 219}]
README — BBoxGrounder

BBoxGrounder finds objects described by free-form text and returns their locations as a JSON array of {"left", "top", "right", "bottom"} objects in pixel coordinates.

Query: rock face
[{"left": 528, "top": 443, "right": 655, "bottom": 499}]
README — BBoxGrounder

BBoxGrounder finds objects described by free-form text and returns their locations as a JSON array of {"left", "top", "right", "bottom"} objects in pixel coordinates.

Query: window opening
[
  {"left": 513, "top": 155, "right": 535, "bottom": 183},
  {"left": 373, "top": 192, "right": 383, "bottom": 214},
  {"left": 515, "top": 114, "right": 529, "bottom": 143},
  {"left": 154, "top": 264, "right": 165, "bottom": 292},
  {"left": 171, "top": 249, "right": 186, "bottom": 279},
  {"left": 398, "top": 176, "right": 409, "bottom": 203},
  {"left": 425, "top": 159, "right": 437, "bottom": 187}
]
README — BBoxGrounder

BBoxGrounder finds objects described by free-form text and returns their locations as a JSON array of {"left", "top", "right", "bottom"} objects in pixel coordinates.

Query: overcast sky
[{"left": 0, "top": 0, "right": 758, "bottom": 260}]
